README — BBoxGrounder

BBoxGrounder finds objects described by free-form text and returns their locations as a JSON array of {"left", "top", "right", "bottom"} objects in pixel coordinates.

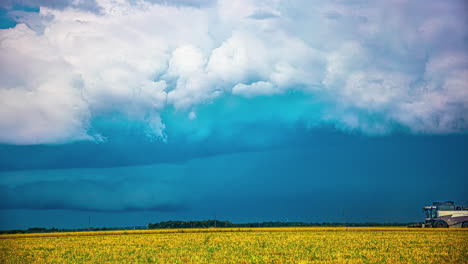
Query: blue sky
[{"left": 0, "top": 0, "right": 467, "bottom": 229}]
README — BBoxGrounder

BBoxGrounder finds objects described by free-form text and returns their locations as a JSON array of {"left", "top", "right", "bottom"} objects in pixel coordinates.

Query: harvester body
[{"left": 422, "top": 201, "right": 468, "bottom": 228}]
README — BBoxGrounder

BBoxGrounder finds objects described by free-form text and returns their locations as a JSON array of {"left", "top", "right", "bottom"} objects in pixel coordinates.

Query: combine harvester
[{"left": 421, "top": 201, "right": 468, "bottom": 228}]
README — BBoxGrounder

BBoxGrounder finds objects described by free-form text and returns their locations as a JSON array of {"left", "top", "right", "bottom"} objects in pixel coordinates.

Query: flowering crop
[{"left": 1, "top": 227, "right": 466, "bottom": 263}]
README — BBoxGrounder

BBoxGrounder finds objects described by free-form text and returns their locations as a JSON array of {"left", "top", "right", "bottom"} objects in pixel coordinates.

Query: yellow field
[{"left": 0, "top": 227, "right": 467, "bottom": 263}]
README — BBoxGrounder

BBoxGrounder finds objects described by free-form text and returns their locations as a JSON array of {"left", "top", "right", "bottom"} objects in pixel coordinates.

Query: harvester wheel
[
  {"left": 462, "top": 221, "right": 468, "bottom": 228},
  {"left": 433, "top": 220, "right": 448, "bottom": 228}
]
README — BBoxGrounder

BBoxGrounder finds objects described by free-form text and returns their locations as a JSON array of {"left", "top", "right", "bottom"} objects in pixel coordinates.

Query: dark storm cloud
[
  {"left": 0, "top": 132, "right": 467, "bottom": 219},
  {"left": 0, "top": 176, "right": 185, "bottom": 212}
]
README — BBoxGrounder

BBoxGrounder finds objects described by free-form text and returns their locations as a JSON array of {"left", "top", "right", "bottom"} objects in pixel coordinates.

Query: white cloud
[
  {"left": 232, "top": 81, "right": 279, "bottom": 98},
  {"left": 167, "top": 45, "right": 206, "bottom": 77},
  {"left": 0, "top": 24, "right": 91, "bottom": 144},
  {"left": 0, "top": 0, "right": 467, "bottom": 144}
]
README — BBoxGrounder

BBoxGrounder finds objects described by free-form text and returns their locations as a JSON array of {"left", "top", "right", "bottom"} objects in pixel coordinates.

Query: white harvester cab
[{"left": 422, "top": 201, "right": 468, "bottom": 228}]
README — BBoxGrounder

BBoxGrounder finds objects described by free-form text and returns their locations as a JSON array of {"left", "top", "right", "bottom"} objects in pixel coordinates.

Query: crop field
[{"left": 0, "top": 227, "right": 467, "bottom": 263}]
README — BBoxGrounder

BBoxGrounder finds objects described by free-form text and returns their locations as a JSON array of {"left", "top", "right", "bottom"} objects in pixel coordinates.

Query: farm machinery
[{"left": 420, "top": 201, "right": 468, "bottom": 228}]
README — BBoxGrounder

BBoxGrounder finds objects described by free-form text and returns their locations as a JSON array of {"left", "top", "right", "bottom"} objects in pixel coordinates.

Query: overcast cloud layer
[
  {"left": 1, "top": 137, "right": 467, "bottom": 223},
  {"left": 1, "top": 0, "right": 468, "bottom": 145}
]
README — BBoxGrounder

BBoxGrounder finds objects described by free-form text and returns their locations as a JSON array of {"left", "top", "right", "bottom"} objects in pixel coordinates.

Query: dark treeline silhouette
[
  {"left": 148, "top": 220, "right": 409, "bottom": 229},
  {"left": 0, "top": 221, "right": 410, "bottom": 234}
]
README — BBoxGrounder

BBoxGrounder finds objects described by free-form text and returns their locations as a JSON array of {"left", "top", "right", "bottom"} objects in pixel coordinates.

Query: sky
[{"left": 0, "top": 0, "right": 467, "bottom": 229}]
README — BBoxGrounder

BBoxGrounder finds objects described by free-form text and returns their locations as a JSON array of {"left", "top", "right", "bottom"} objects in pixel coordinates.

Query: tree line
[
  {"left": 0, "top": 221, "right": 410, "bottom": 234},
  {"left": 148, "top": 220, "right": 409, "bottom": 229}
]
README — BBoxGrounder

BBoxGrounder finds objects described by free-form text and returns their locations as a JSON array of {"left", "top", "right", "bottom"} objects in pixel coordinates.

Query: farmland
[{"left": 0, "top": 227, "right": 467, "bottom": 263}]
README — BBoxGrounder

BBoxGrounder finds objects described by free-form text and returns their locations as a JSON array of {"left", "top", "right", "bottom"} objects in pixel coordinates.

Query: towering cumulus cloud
[{"left": 0, "top": 0, "right": 467, "bottom": 144}]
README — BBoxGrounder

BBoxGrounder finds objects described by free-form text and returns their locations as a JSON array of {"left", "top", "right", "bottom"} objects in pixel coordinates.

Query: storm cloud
[
  {"left": 0, "top": 0, "right": 467, "bottom": 145},
  {"left": 1, "top": 0, "right": 468, "bottom": 229},
  {"left": 0, "top": 165, "right": 186, "bottom": 212},
  {"left": 0, "top": 136, "right": 467, "bottom": 222}
]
